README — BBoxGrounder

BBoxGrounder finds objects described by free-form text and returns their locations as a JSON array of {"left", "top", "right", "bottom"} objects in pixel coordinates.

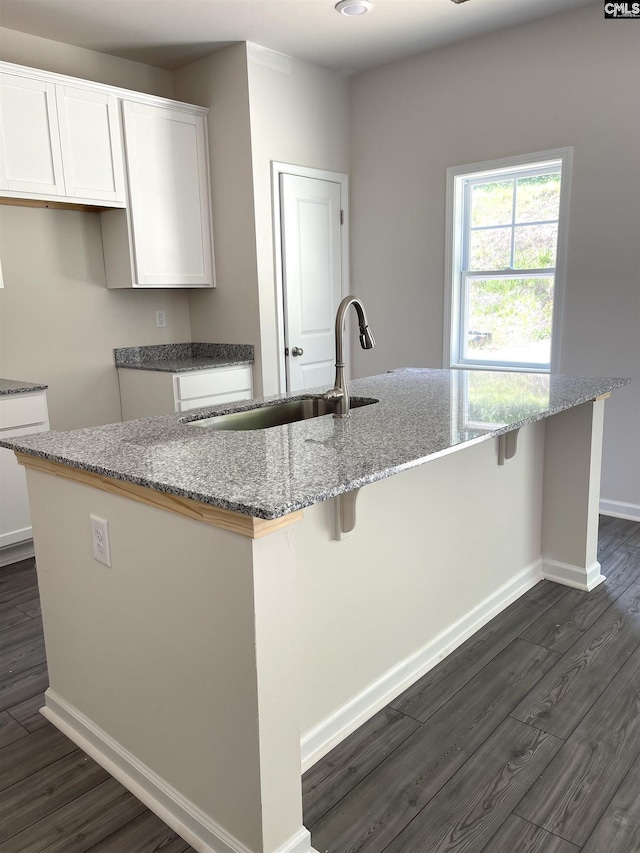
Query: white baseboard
[
  {"left": 300, "top": 559, "right": 543, "bottom": 772},
  {"left": 0, "top": 539, "right": 35, "bottom": 567},
  {"left": 41, "top": 691, "right": 313, "bottom": 853},
  {"left": 600, "top": 499, "right": 640, "bottom": 522},
  {"left": 285, "top": 831, "right": 315, "bottom": 853},
  {"left": 541, "top": 558, "right": 605, "bottom": 591}
]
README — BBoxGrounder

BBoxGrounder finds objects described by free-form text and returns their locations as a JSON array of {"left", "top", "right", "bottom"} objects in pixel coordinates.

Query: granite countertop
[
  {"left": 0, "top": 378, "right": 48, "bottom": 396},
  {"left": 0, "top": 369, "right": 629, "bottom": 519},
  {"left": 114, "top": 343, "right": 254, "bottom": 373}
]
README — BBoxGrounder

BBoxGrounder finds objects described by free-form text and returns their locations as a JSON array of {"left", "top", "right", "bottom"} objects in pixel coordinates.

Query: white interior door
[{"left": 280, "top": 173, "right": 343, "bottom": 392}]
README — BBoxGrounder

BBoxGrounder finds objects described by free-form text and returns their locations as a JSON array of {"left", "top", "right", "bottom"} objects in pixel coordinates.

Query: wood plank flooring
[
  {"left": 0, "top": 516, "right": 638, "bottom": 852},
  {"left": 304, "top": 516, "right": 640, "bottom": 853}
]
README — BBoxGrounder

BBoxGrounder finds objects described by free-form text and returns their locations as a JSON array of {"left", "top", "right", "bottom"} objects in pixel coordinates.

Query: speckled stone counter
[
  {"left": 114, "top": 343, "right": 254, "bottom": 373},
  {"left": 0, "top": 369, "right": 629, "bottom": 520},
  {"left": 0, "top": 378, "right": 48, "bottom": 395}
]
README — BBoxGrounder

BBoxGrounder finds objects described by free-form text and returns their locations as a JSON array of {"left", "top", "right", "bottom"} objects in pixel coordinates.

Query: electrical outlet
[
  {"left": 90, "top": 515, "right": 112, "bottom": 567},
  {"left": 156, "top": 309, "right": 167, "bottom": 328}
]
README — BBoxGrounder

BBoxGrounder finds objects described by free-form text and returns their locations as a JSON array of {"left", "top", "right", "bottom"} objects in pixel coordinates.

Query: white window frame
[{"left": 443, "top": 148, "right": 573, "bottom": 373}]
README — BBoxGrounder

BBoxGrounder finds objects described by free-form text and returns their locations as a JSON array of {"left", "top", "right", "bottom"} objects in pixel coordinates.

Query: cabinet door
[
  {"left": 0, "top": 392, "right": 50, "bottom": 549},
  {"left": 56, "top": 85, "right": 126, "bottom": 205},
  {"left": 0, "top": 73, "right": 65, "bottom": 196},
  {"left": 122, "top": 101, "right": 215, "bottom": 287},
  {"left": 0, "top": 426, "right": 41, "bottom": 548}
]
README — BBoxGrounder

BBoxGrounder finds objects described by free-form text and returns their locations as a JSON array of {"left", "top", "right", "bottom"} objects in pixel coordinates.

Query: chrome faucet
[{"left": 323, "top": 296, "right": 375, "bottom": 418}]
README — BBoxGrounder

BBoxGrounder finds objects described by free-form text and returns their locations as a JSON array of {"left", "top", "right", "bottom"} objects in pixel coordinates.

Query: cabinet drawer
[
  {"left": 176, "top": 366, "right": 252, "bottom": 402},
  {"left": 177, "top": 389, "right": 252, "bottom": 412},
  {"left": 0, "top": 394, "right": 47, "bottom": 430}
]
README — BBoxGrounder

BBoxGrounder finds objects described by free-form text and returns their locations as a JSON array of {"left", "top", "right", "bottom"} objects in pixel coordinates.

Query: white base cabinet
[
  {"left": 118, "top": 365, "right": 253, "bottom": 421},
  {"left": 0, "top": 390, "right": 50, "bottom": 557}
]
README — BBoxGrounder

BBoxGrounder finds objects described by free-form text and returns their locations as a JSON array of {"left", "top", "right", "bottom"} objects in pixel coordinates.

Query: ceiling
[{"left": 0, "top": 0, "right": 596, "bottom": 74}]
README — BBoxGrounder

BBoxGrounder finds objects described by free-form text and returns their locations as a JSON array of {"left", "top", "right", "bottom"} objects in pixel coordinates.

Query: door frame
[{"left": 271, "top": 162, "right": 350, "bottom": 393}]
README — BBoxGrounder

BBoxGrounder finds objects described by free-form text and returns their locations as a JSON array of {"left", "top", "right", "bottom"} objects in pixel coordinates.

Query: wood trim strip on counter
[{"left": 15, "top": 453, "right": 302, "bottom": 539}]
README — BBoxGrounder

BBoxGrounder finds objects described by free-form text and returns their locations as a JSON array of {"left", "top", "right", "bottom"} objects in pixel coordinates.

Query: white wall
[
  {"left": 172, "top": 45, "right": 264, "bottom": 391},
  {"left": 0, "top": 29, "right": 192, "bottom": 430},
  {"left": 348, "top": 3, "right": 640, "bottom": 514},
  {"left": 246, "top": 43, "right": 350, "bottom": 394}
]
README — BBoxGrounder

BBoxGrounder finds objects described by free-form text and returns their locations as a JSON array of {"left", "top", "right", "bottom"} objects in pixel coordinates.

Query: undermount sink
[{"left": 185, "top": 395, "right": 378, "bottom": 431}]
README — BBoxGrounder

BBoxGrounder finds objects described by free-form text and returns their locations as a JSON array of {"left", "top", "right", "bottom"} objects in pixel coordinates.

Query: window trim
[{"left": 443, "top": 148, "right": 573, "bottom": 373}]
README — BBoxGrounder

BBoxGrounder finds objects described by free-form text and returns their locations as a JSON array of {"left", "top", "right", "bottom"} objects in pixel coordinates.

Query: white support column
[
  {"left": 251, "top": 528, "right": 314, "bottom": 853},
  {"left": 541, "top": 399, "right": 606, "bottom": 591}
]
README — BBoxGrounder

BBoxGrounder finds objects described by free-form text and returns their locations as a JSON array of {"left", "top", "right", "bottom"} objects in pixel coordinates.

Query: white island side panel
[
  {"left": 294, "top": 419, "right": 546, "bottom": 763},
  {"left": 26, "top": 467, "right": 307, "bottom": 853}
]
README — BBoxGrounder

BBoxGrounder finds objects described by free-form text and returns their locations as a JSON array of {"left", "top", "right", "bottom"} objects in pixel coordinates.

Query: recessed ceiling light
[{"left": 335, "top": 0, "right": 374, "bottom": 16}]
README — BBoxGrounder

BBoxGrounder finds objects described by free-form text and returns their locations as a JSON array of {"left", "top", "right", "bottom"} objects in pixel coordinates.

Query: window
[{"left": 445, "top": 149, "right": 572, "bottom": 372}]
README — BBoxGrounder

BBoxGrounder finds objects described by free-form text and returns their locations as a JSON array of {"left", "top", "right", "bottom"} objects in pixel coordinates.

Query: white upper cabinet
[
  {"left": 115, "top": 100, "right": 214, "bottom": 287},
  {"left": 0, "top": 67, "right": 126, "bottom": 207},
  {"left": 0, "top": 73, "right": 65, "bottom": 197},
  {"left": 0, "top": 62, "right": 215, "bottom": 288},
  {"left": 56, "top": 86, "right": 125, "bottom": 205}
]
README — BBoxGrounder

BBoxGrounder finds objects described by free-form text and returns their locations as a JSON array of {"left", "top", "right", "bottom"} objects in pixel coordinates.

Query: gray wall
[
  {"left": 348, "top": 3, "right": 640, "bottom": 515},
  {"left": 173, "top": 45, "right": 263, "bottom": 389},
  {"left": 174, "top": 42, "right": 350, "bottom": 396},
  {"left": 0, "top": 27, "right": 173, "bottom": 96},
  {"left": 246, "top": 43, "right": 350, "bottom": 395}
]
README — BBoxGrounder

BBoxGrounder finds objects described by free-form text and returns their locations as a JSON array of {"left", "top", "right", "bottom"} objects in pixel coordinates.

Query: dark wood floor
[
  {"left": 303, "top": 515, "right": 640, "bottom": 853},
  {"left": 1, "top": 516, "right": 639, "bottom": 852}
]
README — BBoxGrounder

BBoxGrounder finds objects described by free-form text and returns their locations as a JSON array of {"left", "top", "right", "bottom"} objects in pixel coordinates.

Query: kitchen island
[{"left": 1, "top": 368, "right": 629, "bottom": 853}]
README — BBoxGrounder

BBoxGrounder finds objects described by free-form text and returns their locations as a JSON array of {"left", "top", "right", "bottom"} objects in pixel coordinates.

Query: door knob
[{"left": 291, "top": 346, "right": 304, "bottom": 357}]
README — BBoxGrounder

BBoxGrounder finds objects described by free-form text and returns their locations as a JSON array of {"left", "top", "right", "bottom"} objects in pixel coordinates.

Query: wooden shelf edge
[
  {"left": 15, "top": 453, "right": 302, "bottom": 539},
  {"left": 0, "top": 197, "right": 115, "bottom": 212}
]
